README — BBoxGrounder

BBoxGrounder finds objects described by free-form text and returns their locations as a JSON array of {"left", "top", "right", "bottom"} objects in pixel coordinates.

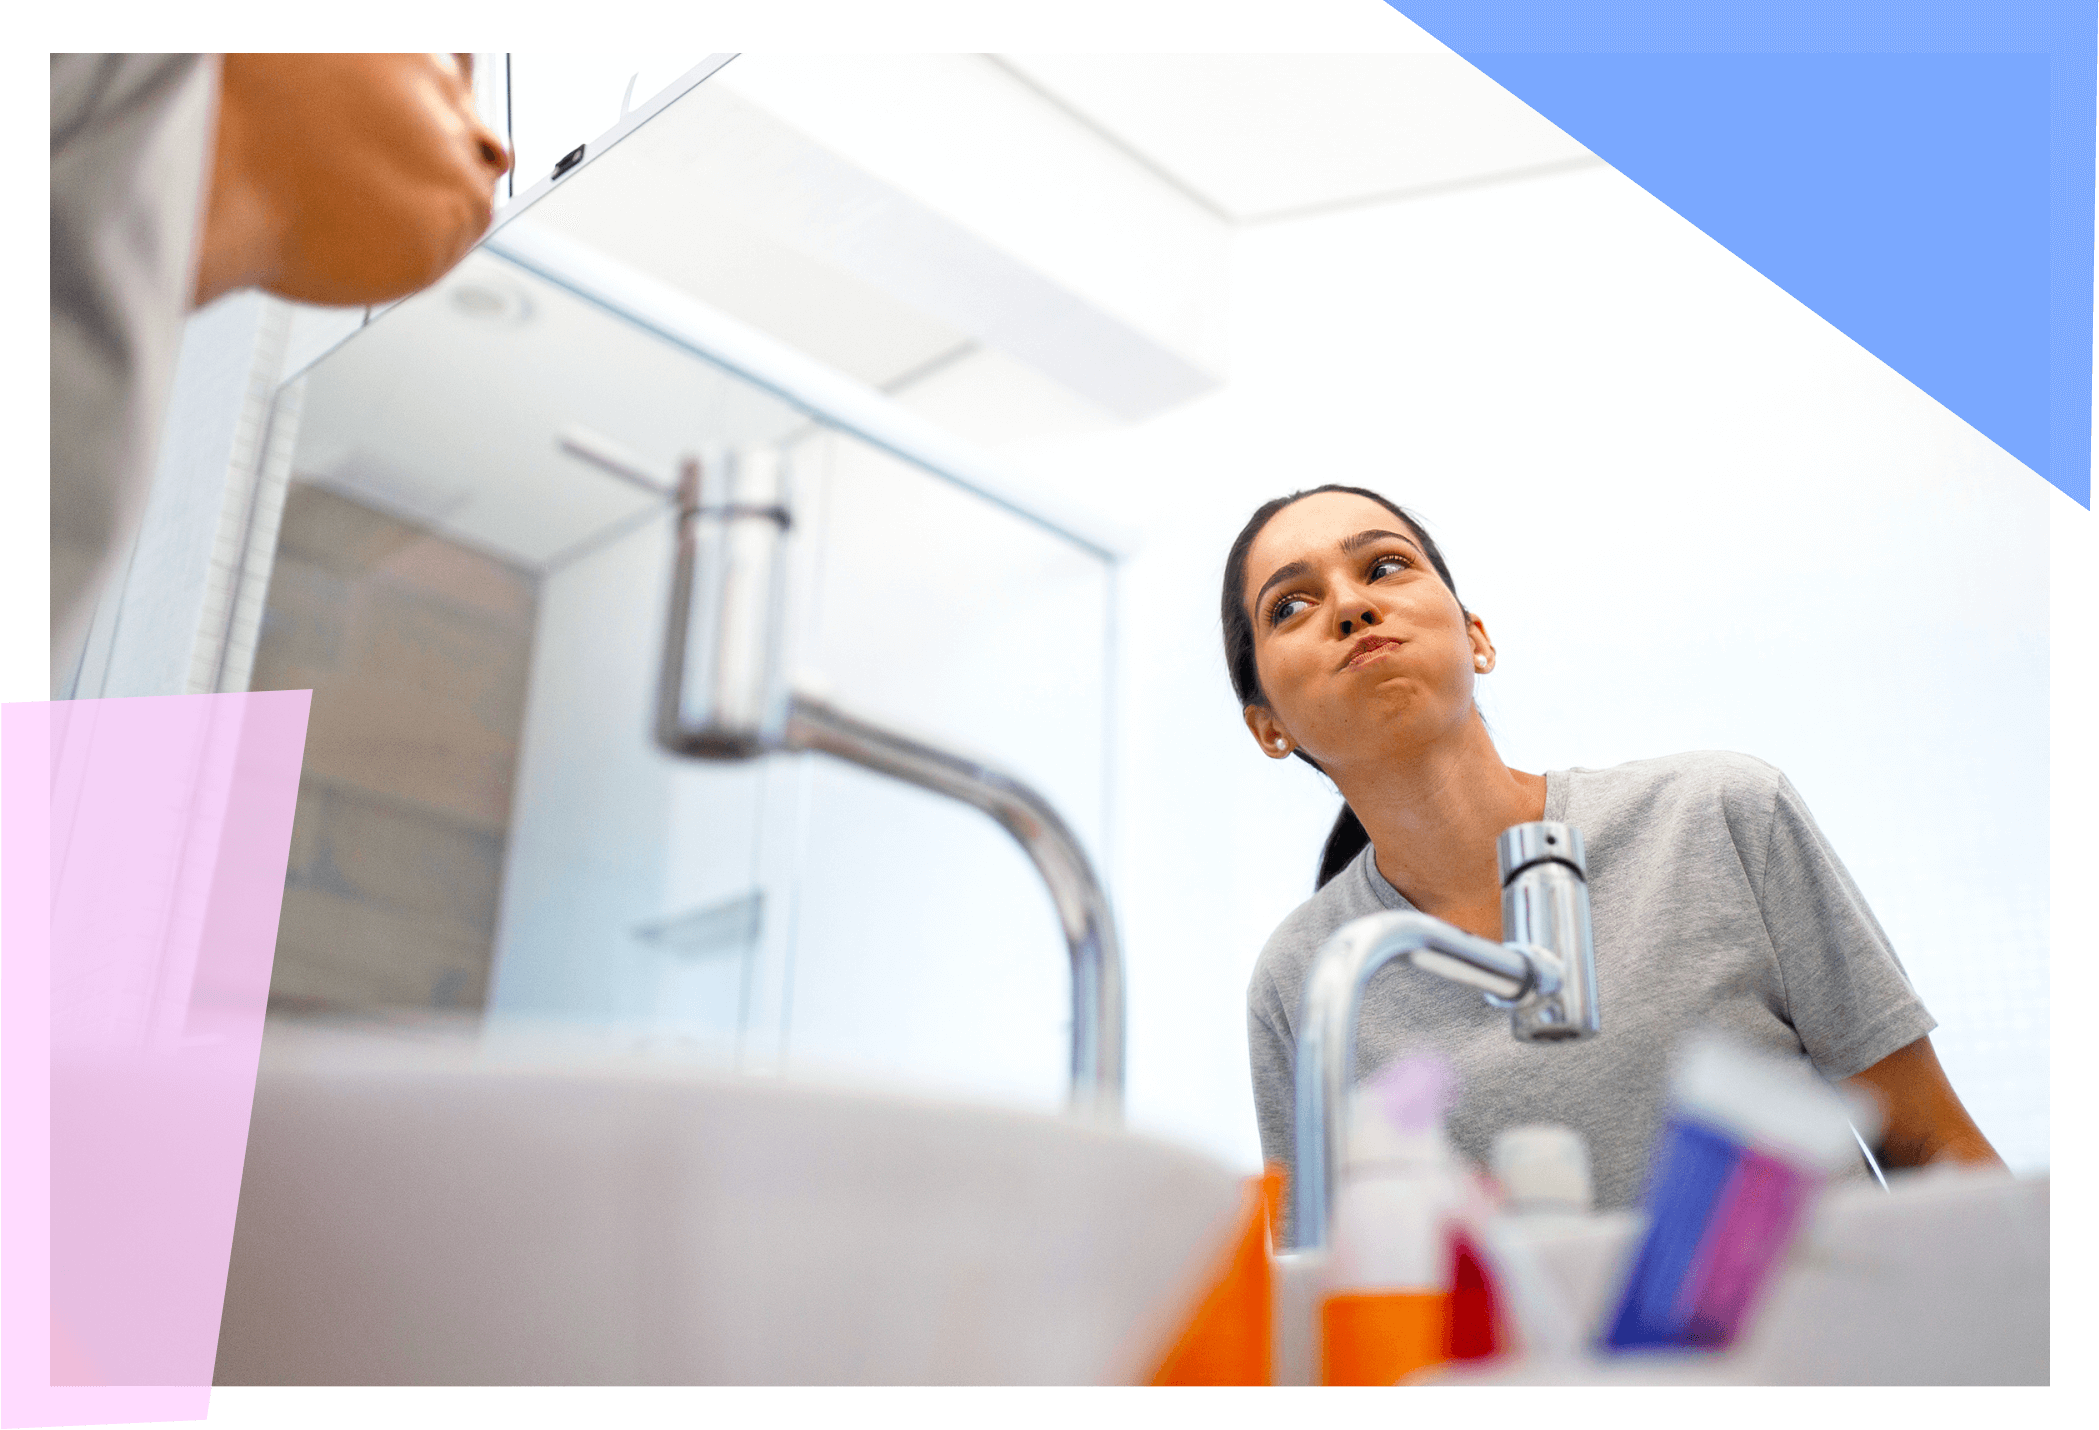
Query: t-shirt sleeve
[
  {"left": 1756, "top": 771, "right": 1937, "bottom": 1080},
  {"left": 1248, "top": 996, "right": 1296, "bottom": 1174},
  {"left": 49, "top": 54, "right": 218, "bottom": 659}
]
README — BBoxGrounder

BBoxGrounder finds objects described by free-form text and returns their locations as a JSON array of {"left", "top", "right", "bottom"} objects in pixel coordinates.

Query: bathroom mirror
[
  {"left": 222, "top": 52, "right": 2051, "bottom": 1176},
  {"left": 246, "top": 62, "right": 1117, "bottom": 1112}
]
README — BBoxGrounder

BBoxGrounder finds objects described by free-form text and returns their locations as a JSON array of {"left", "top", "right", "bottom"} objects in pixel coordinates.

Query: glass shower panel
[{"left": 261, "top": 233, "right": 1114, "bottom": 1115}]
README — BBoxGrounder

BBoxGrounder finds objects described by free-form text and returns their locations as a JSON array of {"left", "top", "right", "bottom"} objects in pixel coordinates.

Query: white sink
[{"left": 214, "top": 1023, "right": 1245, "bottom": 1385}]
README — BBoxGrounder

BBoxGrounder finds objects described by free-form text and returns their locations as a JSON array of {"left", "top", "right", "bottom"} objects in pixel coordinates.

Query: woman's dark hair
[{"left": 1219, "top": 485, "right": 1467, "bottom": 890}]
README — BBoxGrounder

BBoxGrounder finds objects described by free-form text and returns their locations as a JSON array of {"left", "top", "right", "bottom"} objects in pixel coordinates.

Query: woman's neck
[{"left": 1332, "top": 713, "right": 1547, "bottom": 939}]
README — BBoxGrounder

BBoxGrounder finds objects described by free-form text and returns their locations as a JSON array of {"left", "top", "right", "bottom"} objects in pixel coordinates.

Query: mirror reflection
[{"left": 224, "top": 53, "right": 2047, "bottom": 1178}]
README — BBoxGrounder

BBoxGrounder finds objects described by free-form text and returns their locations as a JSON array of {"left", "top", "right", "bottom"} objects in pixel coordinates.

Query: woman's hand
[
  {"left": 193, "top": 54, "right": 513, "bottom": 308},
  {"left": 1844, "top": 1035, "right": 2004, "bottom": 1171}
]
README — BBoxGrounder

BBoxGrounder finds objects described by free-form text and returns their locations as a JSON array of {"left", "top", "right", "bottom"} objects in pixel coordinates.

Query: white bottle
[
  {"left": 1320, "top": 1055, "right": 1461, "bottom": 1385},
  {"left": 1483, "top": 1123, "right": 1638, "bottom": 1358},
  {"left": 1492, "top": 1124, "right": 1594, "bottom": 1223}
]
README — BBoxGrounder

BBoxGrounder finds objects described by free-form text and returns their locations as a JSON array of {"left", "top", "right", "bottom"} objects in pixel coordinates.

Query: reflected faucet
[
  {"left": 654, "top": 447, "right": 1126, "bottom": 1122},
  {"left": 1290, "top": 823, "right": 1599, "bottom": 1250}
]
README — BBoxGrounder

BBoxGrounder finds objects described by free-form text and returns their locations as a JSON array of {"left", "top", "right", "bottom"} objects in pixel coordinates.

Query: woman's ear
[
  {"left": 1244, "top": 705, "right": 1296, "bottom": 760},
  {"left": 1466, "top": 613, "right": 1497, "bottom": 675}
]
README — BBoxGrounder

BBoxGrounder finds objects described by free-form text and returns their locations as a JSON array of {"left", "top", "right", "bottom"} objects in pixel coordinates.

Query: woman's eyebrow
[
  {"left": 1340, "top": 528, "right": 1420, "bottom": 556},
  {"left": 1253, "top": 559, "right": 1312, "bottom": 610}
]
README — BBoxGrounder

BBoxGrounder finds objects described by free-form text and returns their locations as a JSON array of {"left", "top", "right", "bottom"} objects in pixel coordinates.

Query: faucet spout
[
  {"left": 785, "top": 695, "right": 1125, "bottom": 1121},
  {"left": 654, "top": 446, "right": 1126, "bottom": 1122},
  {"left": 1289, "top": 823, "right": 1598, "bottom": 1251}
]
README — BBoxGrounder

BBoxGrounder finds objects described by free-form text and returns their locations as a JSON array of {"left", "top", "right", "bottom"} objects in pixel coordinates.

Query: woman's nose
[
  {"left": 468, "top": 115, "right": 513, "bottom": 180},
  {"left": 437, "top": 55, "right": 514, "bottom": 181},
  {"left": 1337, "top": 608, "right": 1379, "bottom": 637}
]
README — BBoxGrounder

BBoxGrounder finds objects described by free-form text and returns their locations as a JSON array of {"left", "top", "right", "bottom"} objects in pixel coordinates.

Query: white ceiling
[
  {"left": 528, "top": 115, "right": 974, "bottom": 394},
  {"left": 565, "top": 51, "right": 1596, "bottom": 411},
  {"left": 486, "top": 52, "right": 1596, "bottom": 408},
  {"left": 996, "top": 53, "right": 1596, "bottom": 223},
  {"left": 528, "top": 72, "right": 1220, "bottom": 416},
  {"left": 506, "top": 51, "right": 1593, "bottom": 232},
  {"left": 692, "top": 53, "right": 1236, "bottom": 406}
]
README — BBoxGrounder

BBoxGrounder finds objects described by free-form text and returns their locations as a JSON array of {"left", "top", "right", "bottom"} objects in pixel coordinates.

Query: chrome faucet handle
[
  {"left": 656, "top": 447, "right": 793, "bottom": 760},
  {"left": 1497, "top": 822, "right": 1599, "bottom": 1042}
]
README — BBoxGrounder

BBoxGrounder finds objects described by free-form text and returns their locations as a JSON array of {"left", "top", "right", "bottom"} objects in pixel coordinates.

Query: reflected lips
[{"left": 1342, "top": 635, "right": 1402, "bottom": 671}]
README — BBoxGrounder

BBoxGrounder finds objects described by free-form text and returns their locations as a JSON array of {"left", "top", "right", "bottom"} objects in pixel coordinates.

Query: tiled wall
[{"left": 249, "top": 483, "right": 537, "bottom": 1013}]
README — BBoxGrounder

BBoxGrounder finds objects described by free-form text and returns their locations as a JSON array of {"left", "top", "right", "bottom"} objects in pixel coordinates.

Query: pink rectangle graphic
[{"left": 4, "top": 692, "right": 310, "bottom": 1427}]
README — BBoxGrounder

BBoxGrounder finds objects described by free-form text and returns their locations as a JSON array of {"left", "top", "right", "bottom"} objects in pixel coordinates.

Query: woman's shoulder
[
  {"left": 1559, "top": 749, "right": 1788, "bottom": 822},
  {"left": 1555, "top": 751, "right": 1800, "bottom": 877},
  {"left": 1246, "top": 848, "right": 1388, "bottom": 1022}
]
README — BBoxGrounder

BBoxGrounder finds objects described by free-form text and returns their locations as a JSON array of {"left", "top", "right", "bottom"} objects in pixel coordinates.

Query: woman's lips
[{"left": 1342, "top": 636, "right": 1403, "bottom": 671}]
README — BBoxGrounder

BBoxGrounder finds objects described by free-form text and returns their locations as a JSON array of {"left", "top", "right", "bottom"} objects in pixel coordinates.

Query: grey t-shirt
[{"left": 1247, "top": 751, "right": 1934, "bottom": 1215}]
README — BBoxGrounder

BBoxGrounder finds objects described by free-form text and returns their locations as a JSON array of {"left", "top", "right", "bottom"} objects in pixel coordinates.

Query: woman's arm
[{"left": 1843, "top": 1034, "right": 2004, "bottom": 1170}]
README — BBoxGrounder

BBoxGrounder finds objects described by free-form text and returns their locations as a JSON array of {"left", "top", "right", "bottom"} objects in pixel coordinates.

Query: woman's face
[
  {"left": 1239, "top": 492, "right": 1493, "bottom": 773},
  {"left": 206, "top": 54, "right": 514, "bottom": 306}
]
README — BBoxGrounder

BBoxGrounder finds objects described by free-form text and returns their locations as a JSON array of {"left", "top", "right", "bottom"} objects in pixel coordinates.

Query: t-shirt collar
[{"left": 1356, "top": 768, "right": 1567, "bottom": 911}]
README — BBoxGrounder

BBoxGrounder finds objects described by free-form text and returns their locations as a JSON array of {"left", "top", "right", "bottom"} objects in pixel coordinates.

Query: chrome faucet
[
  {"left": 654, "top": 446, "right": 1126, "bottom": 1122},
  {"left": 1289, "top": 822, "right": 1598, "bottom": 1250}
]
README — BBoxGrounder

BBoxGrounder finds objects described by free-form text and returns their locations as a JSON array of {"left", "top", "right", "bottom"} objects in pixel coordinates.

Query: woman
[{"left": 1227, "top": 485, "right": 2001, "bottom": 1219}]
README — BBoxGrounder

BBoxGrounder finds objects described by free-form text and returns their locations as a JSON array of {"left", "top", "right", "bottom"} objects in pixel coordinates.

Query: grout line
[{"left": 197, "top": 300, "right": 296, "bottom": 695}]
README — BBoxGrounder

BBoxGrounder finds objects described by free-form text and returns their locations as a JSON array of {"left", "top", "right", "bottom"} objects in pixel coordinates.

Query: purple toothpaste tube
[{"left": 1605, "top": 1035, "right": 1878, "bottom": 1352}]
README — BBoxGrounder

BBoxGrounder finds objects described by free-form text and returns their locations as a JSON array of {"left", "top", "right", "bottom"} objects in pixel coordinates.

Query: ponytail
[{"left": 1317, "top": 804, "right": 1370, "bottom": 888}]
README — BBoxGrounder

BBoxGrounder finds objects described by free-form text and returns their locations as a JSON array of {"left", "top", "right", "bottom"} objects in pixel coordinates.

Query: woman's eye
[
  {"left": 1370, "top": 554, "right": 1411, "bottom": 580},
  {"left": 1271, "top": 595, "right": 1309, "bottom": 624}
]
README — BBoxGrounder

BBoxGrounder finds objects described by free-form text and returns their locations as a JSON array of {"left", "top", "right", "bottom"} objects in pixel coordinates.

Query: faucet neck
[
  {"left": 784, "top": 694, "right": 1127, "bottom": 1124},
  {"left": 1289, "top": 822, "right": 1598, "bottom": 1252}
]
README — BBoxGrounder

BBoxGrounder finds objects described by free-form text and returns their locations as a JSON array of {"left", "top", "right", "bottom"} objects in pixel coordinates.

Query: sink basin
[{"left": 213, "top": 1023, "right": 1245, "bottom": 1385}]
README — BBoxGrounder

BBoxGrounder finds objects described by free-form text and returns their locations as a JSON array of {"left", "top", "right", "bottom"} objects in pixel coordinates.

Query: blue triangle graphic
[{"left": 1391, "top": 2, "right": 2093, "bottom": 508}]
